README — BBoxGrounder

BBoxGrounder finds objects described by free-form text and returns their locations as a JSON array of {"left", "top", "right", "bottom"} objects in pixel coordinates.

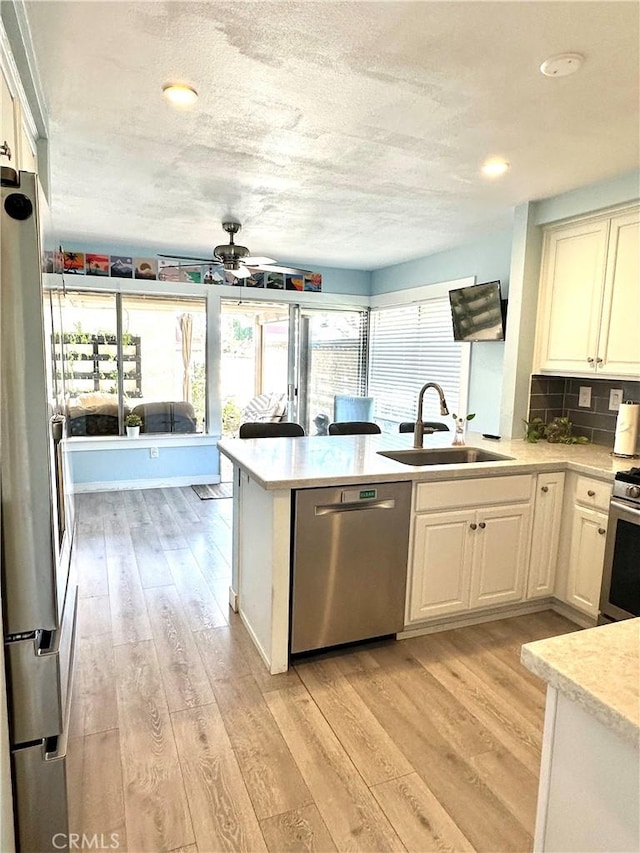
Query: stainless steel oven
[{"left": 599, "top": 468, "right": 640, "bottom": 624}]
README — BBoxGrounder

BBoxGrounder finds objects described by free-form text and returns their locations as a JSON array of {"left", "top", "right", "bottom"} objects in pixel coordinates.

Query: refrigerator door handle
[{"left": 34, "top": 627, "right": 59, "bottom": 656}]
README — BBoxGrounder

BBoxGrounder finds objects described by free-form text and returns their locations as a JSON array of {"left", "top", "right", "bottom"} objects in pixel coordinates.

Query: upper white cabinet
[
  {"left": 1, "top": 65, "right": 17, "bottom": 167},
  {"left": 596, "top": 209, "right": 640, "bottom": 376},
  {"left": 1, "top": 30, "right": 39, "bottom": 175},
  {"left": 536, "top": 206, "right": 640, "bottom": 378}
]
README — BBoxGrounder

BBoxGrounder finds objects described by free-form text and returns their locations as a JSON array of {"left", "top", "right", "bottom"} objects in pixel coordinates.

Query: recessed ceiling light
[
  {"left": 540, "top": 53, "right": 584, "bottom": 78},
  {"left": 481, "top": 158, "right": 510, "bottom": 178},
  {"left": 162, "top": 83, "right": 198, "bottom": 107}
]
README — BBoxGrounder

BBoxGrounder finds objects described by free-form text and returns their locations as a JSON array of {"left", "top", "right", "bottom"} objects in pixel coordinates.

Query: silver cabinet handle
[
  {"left": 478, "top": 521, "right": 486, "bottom": 529},
  {"left": 596, "top": 357, "right": 603, "bottom": 364},
  {"left": 469, "top": 523, "right": 477, "bottom": 530},
  {"left": 541, "top": 485, "right": 549, "bottom": 493},
  {"left": 598, "top": 527, "right": 606, "bottom": 535},
  {"left": 588, "top": 489, "right": 596, "bottom": 497},
  {"left": 587, "top": 357, "right": 594, "bottom": 364}
]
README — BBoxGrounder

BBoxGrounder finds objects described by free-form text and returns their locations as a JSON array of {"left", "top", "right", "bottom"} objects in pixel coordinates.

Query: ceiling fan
[{"left": 158, "top": 221, "right": 312, "bottom": 280}]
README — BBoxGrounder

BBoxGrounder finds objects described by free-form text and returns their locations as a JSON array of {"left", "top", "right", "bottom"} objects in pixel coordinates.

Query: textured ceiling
[{"left": 24, "top": 1, "right": 640, "bottom": 269}]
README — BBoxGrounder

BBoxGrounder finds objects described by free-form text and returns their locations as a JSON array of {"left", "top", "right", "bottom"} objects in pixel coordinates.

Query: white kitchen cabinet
[
  {"left": 596, "top": 209, "right": 640, "bottom": 375},
  {"left": 565, "top": 505, "right": 608, "bottom": 617},
  {"left": 407, "top": 475, "right": 533, "bottom": 625},
  {"left": 527, "top": 472, "right": 565, "bottom": 599},
  {"left": 536, "top": 206, "right": 640, "bottom": 378},
  {"left": 469, "top": 503, "right": 531, "bottom": 608},
  {"left": 1, "top": 65, "right": 17, "bottom": 168},
  {"left": 409, "top": 510, "right": 473, "bottom": 621}
]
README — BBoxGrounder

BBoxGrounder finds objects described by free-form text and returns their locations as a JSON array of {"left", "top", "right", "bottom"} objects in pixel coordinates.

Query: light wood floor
[{"left": 67, "top": 487, "right": 579, "bottom": 853}]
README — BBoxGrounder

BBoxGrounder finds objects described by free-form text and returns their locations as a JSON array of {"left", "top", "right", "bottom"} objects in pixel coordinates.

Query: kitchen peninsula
[
  {"left": 218, "top": 431, "right": 630, "bottom": 674},
  {"left": 522, "top": 619, "right": 640, "bottom": 852}
]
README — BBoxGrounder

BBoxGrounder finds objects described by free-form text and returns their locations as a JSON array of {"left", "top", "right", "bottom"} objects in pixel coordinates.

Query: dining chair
[
  {"left": 398, "top": 421, "right": 450, "bottom": 433},
  {"left": 239, "top": 422, "right": 305, "bottom": 438},
  {"left": 328, "top": 421, "right": 381, "bottom": 435}
]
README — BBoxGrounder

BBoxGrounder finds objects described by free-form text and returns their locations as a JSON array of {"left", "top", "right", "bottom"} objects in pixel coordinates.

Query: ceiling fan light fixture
[{"left": 162, "top": 83, "right": 199, "bottom": 107}]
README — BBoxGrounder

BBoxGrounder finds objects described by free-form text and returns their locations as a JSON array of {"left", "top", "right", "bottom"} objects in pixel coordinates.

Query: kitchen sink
[{"left": 377, "top": 447, "right": 515, "bottom": 466}]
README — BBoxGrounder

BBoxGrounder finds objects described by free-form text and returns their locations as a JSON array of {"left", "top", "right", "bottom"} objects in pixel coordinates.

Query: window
[
  {"left": 368, "top": 297, "right": 468, "bottom": 432},
  {"left": 58, "top": 292, "right": 206, "bottom": 435}
]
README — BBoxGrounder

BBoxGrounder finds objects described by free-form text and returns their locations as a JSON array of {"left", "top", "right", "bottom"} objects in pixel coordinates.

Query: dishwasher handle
[{"left": 315, "top": 499, "right": 396, "bottom": 515}]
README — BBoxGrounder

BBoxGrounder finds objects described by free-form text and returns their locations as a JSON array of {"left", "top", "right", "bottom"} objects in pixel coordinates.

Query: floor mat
[{"left": 192, "top": 482, "right": 233, "bottom": 500}]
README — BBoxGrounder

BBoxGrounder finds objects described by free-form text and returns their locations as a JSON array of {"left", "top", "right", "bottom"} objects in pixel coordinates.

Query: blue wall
[
  {"left": 534, "top": 169, "right": 640, "bottom": 225},
  {"left": 370, "top": 228, "right": 513, "bottom": 296},
  {"left": 371, "top": 227, "right": 513, "bottom": 435},
  {"left": 69, "top": 442, "right": 219, "bottom": 488}
]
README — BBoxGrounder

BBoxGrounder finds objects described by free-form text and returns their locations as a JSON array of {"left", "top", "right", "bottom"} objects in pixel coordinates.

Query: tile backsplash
[{"left": 528, "top": 375, "right": 640, "bottom": 450}]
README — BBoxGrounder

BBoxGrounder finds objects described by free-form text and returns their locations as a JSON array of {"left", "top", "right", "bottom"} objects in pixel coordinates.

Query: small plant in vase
[
  {"left": 451, "top": 412, "right": 475, "bottom": 446},
  {"left": 124, "top": 413, "right": 142, "bottom": 437}
]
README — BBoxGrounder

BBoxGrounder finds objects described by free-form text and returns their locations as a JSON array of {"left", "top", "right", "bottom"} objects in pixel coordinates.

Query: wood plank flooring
[{"left": 67, "top": 487, "right": 580, "bottom": 853}]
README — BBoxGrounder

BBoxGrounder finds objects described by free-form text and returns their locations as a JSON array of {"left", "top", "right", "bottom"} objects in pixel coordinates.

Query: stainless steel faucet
[{"left": 414, "top": 382, "right": 449, "bottom": 448}]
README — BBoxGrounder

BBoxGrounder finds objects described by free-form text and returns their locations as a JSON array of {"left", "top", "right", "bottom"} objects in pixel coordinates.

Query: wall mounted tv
[{"left": 449, "top": 280, "right": 506, "bottom": 342}]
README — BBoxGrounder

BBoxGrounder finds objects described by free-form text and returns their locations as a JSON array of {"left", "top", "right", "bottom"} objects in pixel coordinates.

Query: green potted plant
[{"left": 124, "top": 412, "right": 142, "bottom": 437}]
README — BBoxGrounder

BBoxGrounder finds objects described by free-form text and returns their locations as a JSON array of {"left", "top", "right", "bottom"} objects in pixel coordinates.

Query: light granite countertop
[
  {"left": 521, "top": 619, "right": 640, "bottom": 746},
  {"left": 218, "top": 430, "right": 633, "bottom": 490}
]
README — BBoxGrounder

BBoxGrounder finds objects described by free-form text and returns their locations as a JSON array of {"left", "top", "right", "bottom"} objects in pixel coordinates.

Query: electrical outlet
[
  {"left": 149, "top": 447, "right": 159, "bottom": 459},
  {"left": 578, "top": 386, "right": 592, "bottom": 407},
  {"left": 609, "top": 389, "right": 624, "bottom": 411}
]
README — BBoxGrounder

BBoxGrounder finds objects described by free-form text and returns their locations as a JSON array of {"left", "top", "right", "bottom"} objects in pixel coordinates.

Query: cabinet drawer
[
  {"left": 574, "top": 476, "right": 612, "bottom": 512},
  {"left": 415, "top": 475, "right": 533, "bottom": 512}
]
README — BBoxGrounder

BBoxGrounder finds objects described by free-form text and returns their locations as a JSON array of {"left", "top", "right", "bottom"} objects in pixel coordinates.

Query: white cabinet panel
[
  {"left": 527, "top": 473, "right": 565, "bottom": 599},
  {"left": 537, "top": 220, "right": 609, "bottom": 374},
  {"left": 408, "top": 510, "right": 473, "bottom": 621},
  {"left": 598, "top": 209, "right": 640, "bottom": 376},
  {"left": 469, "top": 504, "right": 531, "bottom": 608},
  {"left": 415, "top": 474, "right": 532, "bottom": 512},
  {"left": 566, "top": 506, "right": 608, "bottom": 617},
  {"left": 536, "top": 206, "right": 640, "bottom": 378},
  {"left": 1, "top": 67, "right": 17, "bottom": 167}
]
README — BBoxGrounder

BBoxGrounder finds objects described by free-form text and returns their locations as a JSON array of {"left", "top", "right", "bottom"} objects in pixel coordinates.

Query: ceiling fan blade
[
  {"left": 244, "top": 255, "right": 276, "bottom": 265},
  {"left": 257, "top": 264, "right": 313, "bottom": 275},
  {"left": 226, "top": 264, "right": 252, "bottom": 279}
]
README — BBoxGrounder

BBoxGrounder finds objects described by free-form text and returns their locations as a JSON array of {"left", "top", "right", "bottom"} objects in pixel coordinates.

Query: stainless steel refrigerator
[{"left": 1, "top": 168, "right": 77, "bottom": 852}]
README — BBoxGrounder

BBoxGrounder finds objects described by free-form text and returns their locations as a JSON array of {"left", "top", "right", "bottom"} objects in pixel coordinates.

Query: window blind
[{"left": 368, "top": 297, "right": 467, "bottom": 430}]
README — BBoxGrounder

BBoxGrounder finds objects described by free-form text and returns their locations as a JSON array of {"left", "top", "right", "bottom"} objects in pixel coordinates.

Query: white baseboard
[
  {"left": 550, "top": 599, "right": 597, "bottom": 629},
  {"left": 70, "top": 474, "right": 221, "bottom": 493},
  {"left": 398, "top": 598, "right": 554, "bottom": 640}
]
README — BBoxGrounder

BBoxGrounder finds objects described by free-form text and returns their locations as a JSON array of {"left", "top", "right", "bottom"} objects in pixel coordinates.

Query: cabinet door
[
  {"left": 469, "top": 504, "right": 531, "bottom": 608},
  {"left": 566, "top": 507, "right": 608, "bottom": 617},
  {"left": 527, "top": 473, "right": 565, "bottom": 599},
  {"left": 407, "top": 510, "right": 473, "bottom": 622},
  {"left": 1, "top": 66, "right": 17, "bottom": 167},
  {"left": 597, "top": 208, "right": 640, "bottom": 376},
  {"left": 537, "top": 220, "right": 609, "bottom": 374}
]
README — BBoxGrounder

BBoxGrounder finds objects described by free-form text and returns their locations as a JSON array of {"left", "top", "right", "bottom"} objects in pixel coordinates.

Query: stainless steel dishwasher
[{"left": 291, "top": 482, "right": 412, "bottom": 654}]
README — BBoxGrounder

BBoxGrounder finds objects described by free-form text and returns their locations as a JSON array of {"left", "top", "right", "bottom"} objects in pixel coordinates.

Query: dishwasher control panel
[{"left": 342, "top": 488, "right": 378, "bottom": 502}]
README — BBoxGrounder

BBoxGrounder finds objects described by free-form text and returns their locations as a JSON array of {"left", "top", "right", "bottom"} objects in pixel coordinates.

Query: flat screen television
[{"left": 449, "top": 280, "right": 506, "bottom": 342}]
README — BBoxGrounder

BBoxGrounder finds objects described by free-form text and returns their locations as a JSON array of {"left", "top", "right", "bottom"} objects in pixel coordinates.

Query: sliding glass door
[
  {"left": 298, "top": 308, "right": 368, "bottom": 435},
  {"left": 220, "top": 300, "right": 368, "bottom": 436},
  {"left": 220, "top": 302, "right": 292, "bottom": 436}
]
